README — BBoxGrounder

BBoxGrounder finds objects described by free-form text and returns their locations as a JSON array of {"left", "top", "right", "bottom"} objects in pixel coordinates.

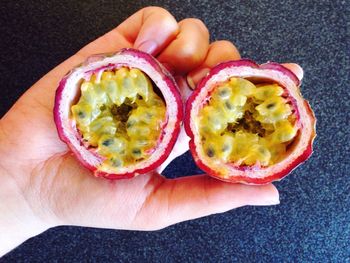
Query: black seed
[
  {"left": 259, "top": 147, "right": 267, "bottom": 154},
  {"left": 222, "top": 145, "right": 230, "bottom": 152},
  {"left": 219, "top": 89, "right": 229, "bottom": 97},
  {"left": 225, "top": 101, "right": 233, "bottom": 110},
  {"left": 126, "top": 120, "right": 135, "bottom": 128},
  {"left": 132, "top": 149, "right": 141, "bottom": 155},
  {"left": 100, "top": 105, "right": 106, "bottom": 111},
  {"left": 102, "top": 139, "right": 113, "bottom": 146},
  {"left": 266, "top": 103, "right": 275, "bottom": 109},
  {"left": 111, "top": 158, "right": 122, "bottom": 167},
  {"left": 206, "top": 148, "right": 215, "bottom": 157},
  {"left": 78, "top": 111, "right": 85, "bottom": 118}
]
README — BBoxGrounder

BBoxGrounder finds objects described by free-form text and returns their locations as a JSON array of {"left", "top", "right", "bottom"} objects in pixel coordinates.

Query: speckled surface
[{"left": 0, "top": 0, "right": 349, "bottom": 262}]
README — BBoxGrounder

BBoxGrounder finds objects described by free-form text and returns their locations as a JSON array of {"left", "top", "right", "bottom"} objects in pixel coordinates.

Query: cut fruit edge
[
  {"left": 185, "top": 59, "right": 316, "bottom": 184},
  {"left": 54, "top": 48, "right": 183, "bottom": 178}
]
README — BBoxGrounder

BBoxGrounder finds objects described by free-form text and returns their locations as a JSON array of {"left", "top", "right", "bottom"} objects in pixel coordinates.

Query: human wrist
[{"left": 0, "top": 162, "right": 53, "bottom": 256}]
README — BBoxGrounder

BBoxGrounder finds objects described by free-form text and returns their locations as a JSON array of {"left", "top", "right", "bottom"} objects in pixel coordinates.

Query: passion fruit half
[
  {"left": 185, "top": 60, "right": 316, "bottom": 184},
  {"left": 54, "top": 48, "right": 183, "bottom": 179}
]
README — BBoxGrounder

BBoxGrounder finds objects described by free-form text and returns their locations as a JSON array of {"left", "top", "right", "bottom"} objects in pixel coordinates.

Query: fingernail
[
  {"left": 186, "top": 75, "right": 196, "bottom": 90},
  {"left": 251, "top": 185, "right": 280, "bottom": 206},
  {"left": 175, "top": 76, "right": 192, "bottom": 101},
  {"left": 266, "top": 197, "right": 280, "bottom": 206},
  {"left": 291, "top": 63, "right": 304, "bottom": 81},
  {"left": 254, "top": 197, "right": 280, "bottom": 206},
  {"left": 187, "top": 68, "right": 210, "bottom": 90},
  {"left": 262, "top": 191, "right": 280, "bottom": 206},
  {"left": 282, "top": 63, "right": 304, "bottom": 81},
  {"left": 136, "top": 40, "right": 158, "bottom": 55}
]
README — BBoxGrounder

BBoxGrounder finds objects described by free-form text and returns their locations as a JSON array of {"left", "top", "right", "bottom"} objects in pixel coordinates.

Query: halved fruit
[
  {"left": 185, "top": 60, "right": 316, "bottom": 184},
  {"left": 54, "top": 48, "right": 183, "bottom": 179}
]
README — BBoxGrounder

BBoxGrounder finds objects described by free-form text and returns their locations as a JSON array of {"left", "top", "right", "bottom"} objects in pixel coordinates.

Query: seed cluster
[
  {"left": 198, "top": 78, "right": 297, "bottom": 166},
  {"left": 71, "top": 67, "right": 166, "bottom": 170}
]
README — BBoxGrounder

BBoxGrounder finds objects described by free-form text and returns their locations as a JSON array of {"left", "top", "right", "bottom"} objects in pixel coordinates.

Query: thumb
[{"left": 131, "top": 7, "right": 179, "bottom": 55}]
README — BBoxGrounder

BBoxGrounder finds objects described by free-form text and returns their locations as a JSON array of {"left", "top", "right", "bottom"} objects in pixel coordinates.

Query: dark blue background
[{"left": 1, "top": 0, "right": 349, "bottom": 262}]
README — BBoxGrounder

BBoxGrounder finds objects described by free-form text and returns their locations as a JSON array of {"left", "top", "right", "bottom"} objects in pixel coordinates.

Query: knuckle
[
  {"left": 181, "top": 18, "right": 209, "bottom": 36},
  {"left": 210, "top": 40, "right": 241, "bottom": 59},
  {"left": 212, "top": 40, "right": 235, "bottom": 49},
  {"left": 142, "top": 6, "right": 178, "bottom": 32},
  {"left": 179, "top": 44, "right": 203, "bottom": 65},
  {"left": 143, "top": 6, "right": 172, "bottom": 17}
]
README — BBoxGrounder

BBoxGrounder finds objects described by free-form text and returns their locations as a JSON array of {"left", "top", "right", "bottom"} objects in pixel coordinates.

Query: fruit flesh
[
  {"left": 71, "top": 67, "right": 166, "bottom": 171},
  {"left": 198, "top": 77, "right": 298, "bottom": 167}
]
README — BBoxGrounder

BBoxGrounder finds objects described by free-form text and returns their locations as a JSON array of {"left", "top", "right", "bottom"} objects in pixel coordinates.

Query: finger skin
[
  {"left": 187, "top": 40, "right": 241, "bottom": 89},
  {"left": 157, "top": 18, "right": 210, "bottom": 74},
  {"left": 282, "top": 63, "right": 304, "bottom": 81},
  {"left": 77, "top": 6, "right": 179, "bottom": 57},
  {"left": 132, "top": 174, "right": 279, "bottom": 230},
  {"left": 45, "top": 7, "right": 178, "bottom": 83}
]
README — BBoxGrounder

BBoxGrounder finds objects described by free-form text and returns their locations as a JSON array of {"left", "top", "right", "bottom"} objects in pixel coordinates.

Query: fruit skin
[
  {"left": 185, "top": 59, "right": 316, "bottom": 185},
  {"left": 54, "top": 48, "right": 183, "bottom": 179}
]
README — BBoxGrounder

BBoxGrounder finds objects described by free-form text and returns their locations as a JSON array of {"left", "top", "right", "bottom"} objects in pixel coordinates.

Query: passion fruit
[
  {"left": 54, "top": 48, "right": 183, "bottom": 179},
  {"left": 185, "top": 60, "right": 316, "bottom": 184}
]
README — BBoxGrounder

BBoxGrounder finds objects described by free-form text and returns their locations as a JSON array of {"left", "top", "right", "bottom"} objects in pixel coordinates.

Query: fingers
[
  {"left": 78, "top": 6, "right": 178, "bottom": 58},
  {"left": 46, "top": 7, "right": 178, "bottom": 81},
  {"left": 187, "top": 40, "right": 241, "bottom": 89},
  {"left": 157, "top": 18, "right": 210, "bottom": 74},
  {"left": 282, "top": 63, "right": 304, "bottom": 81},
  {"left": 135, "top": 174, "right": 279, "bottom": 230},
  {"left": 119, "top": 7, "right": 179, "bottom": 55}
]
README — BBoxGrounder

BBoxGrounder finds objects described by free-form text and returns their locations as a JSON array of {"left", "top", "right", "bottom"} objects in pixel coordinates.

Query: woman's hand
[{"left": 0, "top": 7, "right": 283, "bottom": 255}]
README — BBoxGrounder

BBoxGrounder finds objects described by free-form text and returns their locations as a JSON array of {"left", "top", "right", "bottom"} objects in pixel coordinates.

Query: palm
[
  {"left": 1, "top": 61, "right": 187, "bottom": 230},
  {"left": 0, "top": 7, "right": 278, "bottom": 233}
]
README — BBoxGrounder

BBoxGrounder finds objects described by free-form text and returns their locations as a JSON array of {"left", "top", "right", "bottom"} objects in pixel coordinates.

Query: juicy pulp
[
  {"left": 197, "top": 77, "right": 298, "bottom": 167},
  {"left": 71, "top": 67, "right": 166, "bottom": 171}
]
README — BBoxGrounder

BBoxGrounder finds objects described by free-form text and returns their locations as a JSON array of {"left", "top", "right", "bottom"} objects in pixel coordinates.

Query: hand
[{"left": 0, "top": 7, "right": 285, "bottom": 255}]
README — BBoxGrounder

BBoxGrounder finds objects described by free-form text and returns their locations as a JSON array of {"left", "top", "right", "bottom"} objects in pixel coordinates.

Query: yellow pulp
[
  {"left": 71, "top": 67, "right": 166, "bottom": 169},
  {"left": 198, "top": 78, "right": 297, "bottom": 166}
]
